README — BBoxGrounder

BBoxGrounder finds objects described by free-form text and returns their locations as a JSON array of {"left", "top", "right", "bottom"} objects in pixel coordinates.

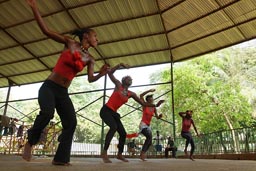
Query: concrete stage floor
[{"left": 0, "top": 155, "right": 255, "bottom": 171}]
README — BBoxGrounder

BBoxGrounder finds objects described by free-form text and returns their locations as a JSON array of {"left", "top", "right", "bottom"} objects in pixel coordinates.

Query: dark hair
[
  {"left": 71, "top": 28, "right": 94, "bottom": 42},
  {"left": 186, "top": 110, "right": 193, "bottom": 113},
  {"left": 121, "top": 76, "right": 131, "bottom": 85},
  {"left": 145, "top": 95, "right": 153, "bottom": 102}
]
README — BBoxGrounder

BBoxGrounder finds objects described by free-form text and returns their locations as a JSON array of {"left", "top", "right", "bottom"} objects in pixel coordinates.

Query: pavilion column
[
  {"left": 170, "top": 60, "right": 175, "bottom": 140},
  {"left": 3, "top": 80, "right": 12, "bottom": 116}
]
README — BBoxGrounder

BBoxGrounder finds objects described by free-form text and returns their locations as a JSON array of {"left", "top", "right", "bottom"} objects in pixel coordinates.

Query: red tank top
[
  {"left": 106, "top": 86, "right": 131, "bottom": 112},
  {"left": 182, "top": 118, "right": 193, "bottom": 132},
  {"left": 53, "top": 49, "right": 87, "bottom": 80},
  {"left": 141, "top": 107, "right": 156, "bottom": 125}
]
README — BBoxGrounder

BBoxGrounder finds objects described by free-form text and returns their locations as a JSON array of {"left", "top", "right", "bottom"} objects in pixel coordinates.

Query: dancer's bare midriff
[{"left": 47, "top": 72, "right": 72, "bottom": 88}]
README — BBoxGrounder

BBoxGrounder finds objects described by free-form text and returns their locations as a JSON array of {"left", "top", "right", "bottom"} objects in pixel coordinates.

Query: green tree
[{"left": 154, "top": 46, "right": 254, "bottom": 141}]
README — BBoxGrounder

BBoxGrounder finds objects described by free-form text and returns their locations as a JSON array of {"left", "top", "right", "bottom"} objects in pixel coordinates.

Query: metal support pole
[
  {"left": 170, "top": 61, "right": 176, "bottom": 140},
  {"left": 3, "top": 81, "right": 12, "bottom": 116}
]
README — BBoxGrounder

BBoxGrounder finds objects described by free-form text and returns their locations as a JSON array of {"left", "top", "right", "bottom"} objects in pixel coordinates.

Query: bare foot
[
  {"left": 190, "top": 155, "right": 195, "bottom": 161},
  {"left": 22, "top": 142, "right": 32, "bottom": 161},
  {"left": 117, "top": 154, "right": 128, "bottom": 162},
  {"left": 101, "top": 153, "right": 112, "bottom": 163},
  {"left": 140, "top": 152, "right": 146, "bottom": 161}
]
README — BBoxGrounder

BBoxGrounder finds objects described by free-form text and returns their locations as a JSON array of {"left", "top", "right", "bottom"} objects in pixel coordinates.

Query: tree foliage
[{"left": 155, "top": 46, "right": 255, "bottom": 136}]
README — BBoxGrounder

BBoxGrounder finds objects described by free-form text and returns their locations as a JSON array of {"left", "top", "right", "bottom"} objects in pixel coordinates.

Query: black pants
[
  {"left": 181, "top": 131, "right": 195, "bottom": 156},
  {"left": 141, "top": 128, "right": 152, "bottom": 152},
  {"left": 27, "top": 80, "right": 77, "bottom": 163},
  {"left": 165, "top": 147, "right": 177, "bottom": 158},
  {"left": 100, "top": 105, "right": 126, "bottom": 153}
]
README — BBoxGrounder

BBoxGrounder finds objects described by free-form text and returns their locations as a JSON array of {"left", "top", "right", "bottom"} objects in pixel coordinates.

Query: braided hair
[{"left": 71, "top": 28, "right": 94, "bottom": 42}]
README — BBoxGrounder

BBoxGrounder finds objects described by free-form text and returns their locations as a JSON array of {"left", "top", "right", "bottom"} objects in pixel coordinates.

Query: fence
[
  {"left": 1, "top": 124, "right": 256, "bottom": 157},
  {"left": 175, "top": 126, "right": 256, "bottom": 156}
]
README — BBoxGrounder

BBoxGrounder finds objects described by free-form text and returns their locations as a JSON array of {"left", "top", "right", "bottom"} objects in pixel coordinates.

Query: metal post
[
  {"left": 170, "top": 61, "right": 175, "bottom": 140},
  {"left": 3, "top": 81, "right": 12, "bottom": 116}
]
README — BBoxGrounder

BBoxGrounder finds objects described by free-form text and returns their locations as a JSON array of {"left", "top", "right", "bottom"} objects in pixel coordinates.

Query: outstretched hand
[
  {"left": 156, "top": 100, "right": 165, "bottom": 107},
  {"left": 99, "top": 64, "right": 110, "bottom": 75},
  {"left": 119, "top": 63, "right": 129, "bottom": 69},
  {"left": 26, "top": 0, "right": 36, "bottom": 7},
  {"left": 197, "top": 133, "right": 203, "bottom": 137},
  {"left": 157, "top": 114, "right": 163, "bottom": 119}
]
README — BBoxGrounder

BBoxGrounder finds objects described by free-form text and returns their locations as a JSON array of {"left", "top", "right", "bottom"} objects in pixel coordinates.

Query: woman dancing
[
  {"left": 23, "top": 0, "right": 109, "bottom": 166},
  {"left": 179, "top": 110, "right": 199, "bottom": 161},
  {"left": 100, "top": 64, "right": 162, "bottom": 163},
  {"left": 139, "top": 89, "right": 164, "bottom": 161}
]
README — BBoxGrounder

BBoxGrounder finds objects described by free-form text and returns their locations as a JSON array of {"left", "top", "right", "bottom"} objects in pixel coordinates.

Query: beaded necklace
[{"left": 80, "top": 46, "right": 88, "bottom": 54}]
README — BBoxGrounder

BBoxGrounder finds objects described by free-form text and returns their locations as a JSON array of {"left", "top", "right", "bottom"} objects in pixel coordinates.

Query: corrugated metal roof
[{"left": 0, "top": 0, "right": 256, "bottom": 88}]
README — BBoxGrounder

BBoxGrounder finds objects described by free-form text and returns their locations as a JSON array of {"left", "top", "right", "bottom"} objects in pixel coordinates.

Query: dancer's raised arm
[{"left": 26, "top": 0, "right": 71, "bottom": 44}]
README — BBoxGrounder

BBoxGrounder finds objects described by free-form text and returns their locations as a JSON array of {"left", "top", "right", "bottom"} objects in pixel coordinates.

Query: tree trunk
[{"left": 223, "top": 112, "right": 239, "bottom": 153}]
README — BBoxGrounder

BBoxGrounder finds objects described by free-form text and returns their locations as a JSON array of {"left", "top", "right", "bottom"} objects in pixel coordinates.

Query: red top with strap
[
  {"left": 106, "top": 86, "right": 131, "bottom": 112},
  {"left": 141, "top": 107, "right": 156, "bottom": 125},
  {"left": 53, "top": 49, "right": 87, "bottom": 80},
  {"left": 182, "top": 118, "right": 194, "bottom": 132}
]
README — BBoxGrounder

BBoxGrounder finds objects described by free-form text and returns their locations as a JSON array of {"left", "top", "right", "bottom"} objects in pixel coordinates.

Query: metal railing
[
  {"left": 1, "top": 92, "right": 255, "bottom": 157},
  {"left": 1, "top": 120, "right": 256, "bottom": 157},
  {"left": 175, "top": 126, "right": 256, "bottom": 155}
]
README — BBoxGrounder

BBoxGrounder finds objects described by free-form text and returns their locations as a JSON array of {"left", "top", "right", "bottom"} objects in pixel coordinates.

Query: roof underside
[{"left": 0, "top": 0, "right": 256, "bottom": 88}]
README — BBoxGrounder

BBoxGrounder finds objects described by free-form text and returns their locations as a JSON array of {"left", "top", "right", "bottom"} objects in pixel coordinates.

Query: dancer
[
  {"left": 23, "top": 0, "right": 109, "bottom": 166},
  {"left": 139, "top": 89, "right": 164, "bottom": 161},
  {"left": 100, "top": 64, "right": 163, "bottom": 163},
  {"left": 179, "top": 110, "right": 199, "bottom": 161}
]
